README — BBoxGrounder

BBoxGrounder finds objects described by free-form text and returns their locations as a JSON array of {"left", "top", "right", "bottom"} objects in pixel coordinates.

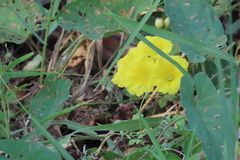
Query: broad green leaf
[
  {"left": 0, "top": 140, "right": 61, "bottom": 160},
  {"left": 0, "top": 155, "right": 11, "bottom": 160},
  {"left": 29, "top": 75, "right": 71, "bottom": 124},
  {"left": 56, "top": 0, "right": 148, "bottom": 40},
  {"left": 180, "top": 73, "right": 234, "bottom": 160},
  {"left": 0, "top": 0, "right": 47, "bottom": 44},
  {"left": 165, "top": 0, "right": 227, "bottom": 63}
]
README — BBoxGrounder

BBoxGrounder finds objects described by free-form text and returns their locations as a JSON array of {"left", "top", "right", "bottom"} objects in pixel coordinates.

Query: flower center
[{"left": 166, "top": 75, "right": 173, "bottom": 81}]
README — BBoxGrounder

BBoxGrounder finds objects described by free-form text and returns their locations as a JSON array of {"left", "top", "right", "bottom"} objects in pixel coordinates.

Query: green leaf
[
  {"left": 0, "top": 155, "right": 11, "bottom": 160},
  {"left": 100, "top": 151, "right": 121, "bottom": 159},
  {"left": 29, "top": 75, "right": 71, "bottom": 124},
  {"left": 56, "top": 0, "right": 148, "bottom": 40},
  {"left": 0, "top": 123, "right": 7, "bottom": 138},
  {"left": 60, "top": 117, "right": 166, "bottom": 133},
  {"left": 188, "top": 153, "right": 200, "bottom": 160},
  {"left": 2, "top": 71, "right": 75, "bottom": 84},
  {"left": 183, "top": 132, "right": 195, "bottom": 160},
  {"left": 5, "top": 52, "right": 34, "bottom": 71},
  {"left": 213, "top": 0, "right": 232, "bottom": 17},
  {"left": 123, "top": 149, "right": 155, "bottom": 160},
  {"left": 165, "top": 0, "right": 227, "bottom": 63},
  {"left": 0, "top": 0, "right": 47, "bottom": 44},
  {"left": 165, "top": 153, "right": 181, "bottom": 160},
  {"left": 180, "top": 73, "right": 229, "bottom": 160},
  {"left": 50, "top": 120, "right": 98, "bottom": 138},
  {"left": 225, "top": 19, "right": 240, "bottom": 35},
  {"left": 0, "top": 140, "right": 61, "bottom": 160}
]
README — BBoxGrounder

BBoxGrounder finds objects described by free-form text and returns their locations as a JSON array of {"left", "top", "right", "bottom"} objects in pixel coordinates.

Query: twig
[
  {"left": 150, "top": 102, "right": 179, "bottom": 117},
  {"left": 140, "top": 88, "right": 158, "bottom": 113}
]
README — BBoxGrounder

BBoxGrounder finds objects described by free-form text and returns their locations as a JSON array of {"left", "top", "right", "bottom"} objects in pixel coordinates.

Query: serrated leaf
[
  {"left": 29, "top": 75, "right": 71, "bottom": 124},
  {"left": 0, "top": 0, "right": 47, "bottom": 44},
  {"left": 165, "top": 0, "right": 227, "bottom": 63},
  {"left": 56, "top": 0, "right": 148, "bottom": 40},
  {"left": 0, "top": 140, "right": 61, "bottom": 160},
  {"left": 180, "top": 73, "right": 229, "bottom": 160}
]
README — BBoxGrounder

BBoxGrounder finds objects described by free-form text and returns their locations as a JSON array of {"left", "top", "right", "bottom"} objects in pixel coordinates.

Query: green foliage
[
  {"left": 99, "top": 150, "right": 122, "bottom": 159},
  {"left": 56, "top": 117, "right": 166, "bottom": 133},
  {"left": 56, "top": 0, "right": 148, "bottom": 40},
  {"left": 212, "top": 0, "right": 232, "bottom": 17},
  {"left": 124, "top": 149, "right": 155, "bottom": 160},
  {"left": 0, "top": 0, "right": 47, "bottom": 44},
  {"left": 225, "top": 18, "right": 240, "bottom": 34},
  {"left": 0, "top": 0, "right": 238, "bottom": 160},
  {"left": 165, "top": 0, "right": 227, "bottom": 63},
  {"left": 180, "top": 72, "right": 232, "bottom": 160},
  {"left": 5, "top": 52, "right": 34, "bottom": 71},
  {"left": 108, "top": 14, "right": 235, "bottom": 63},
  {"left": 0, "top": 139, "right": 61, "bottom": 160},
  {"left": 29, "top": 75, "right": 71, "bottom": 124}
]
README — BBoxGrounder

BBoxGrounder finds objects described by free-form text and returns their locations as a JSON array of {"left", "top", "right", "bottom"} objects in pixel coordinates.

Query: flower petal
[
  {"left": 151, "top": 56, "right": 188, "bottom": 94},
  {"left": 137, "top": 36, "right": 173, "bottom": 54}
]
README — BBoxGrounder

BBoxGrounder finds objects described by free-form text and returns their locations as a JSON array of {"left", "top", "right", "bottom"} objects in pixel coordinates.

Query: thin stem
[
  {"left": 28, "top": 37, "right": 43, "bottom": 55},
  {"left": 59, "top": 32, "right": 75, "bottom": 52},
  {"left": 39, "top": 0, "right": 54, "bottom": 84},
  {"left": 228, "top": 5, "right": 239, "bottom": 159}
]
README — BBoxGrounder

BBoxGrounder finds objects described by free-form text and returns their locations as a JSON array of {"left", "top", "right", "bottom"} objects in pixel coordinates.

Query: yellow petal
[
  {"left": 137, "top": 36, "right": 173, "bottom": 54},
  {"left": 150, "top": 56, "right": 188, "bottom": 94}
]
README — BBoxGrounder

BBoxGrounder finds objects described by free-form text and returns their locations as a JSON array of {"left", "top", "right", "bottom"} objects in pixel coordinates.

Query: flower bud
[
  {"left": 155, "top": 18, "right": 165, "bottom": 29},
  {"left": 164, "top": 17, "right": 171, "bottom": 30}
]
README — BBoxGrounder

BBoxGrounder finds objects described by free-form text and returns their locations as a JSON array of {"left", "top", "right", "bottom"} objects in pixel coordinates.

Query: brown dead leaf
[
  {"left": 113, "top": 104, "right": 135, "bottom": 121},
  {"left": 67, "top": 45, "right": 87, "bottom": 68}
]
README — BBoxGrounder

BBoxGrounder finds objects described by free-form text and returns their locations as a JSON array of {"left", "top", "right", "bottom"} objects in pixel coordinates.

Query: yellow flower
[
  {"left": 150, "top": 56, "right": 188, "bottom": 94},
  {"left": 112, "top": 48, "right": 157, "bottom": 96},
  {"left": 111, "top": 36, "right": 187, "bottom": 96}
]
